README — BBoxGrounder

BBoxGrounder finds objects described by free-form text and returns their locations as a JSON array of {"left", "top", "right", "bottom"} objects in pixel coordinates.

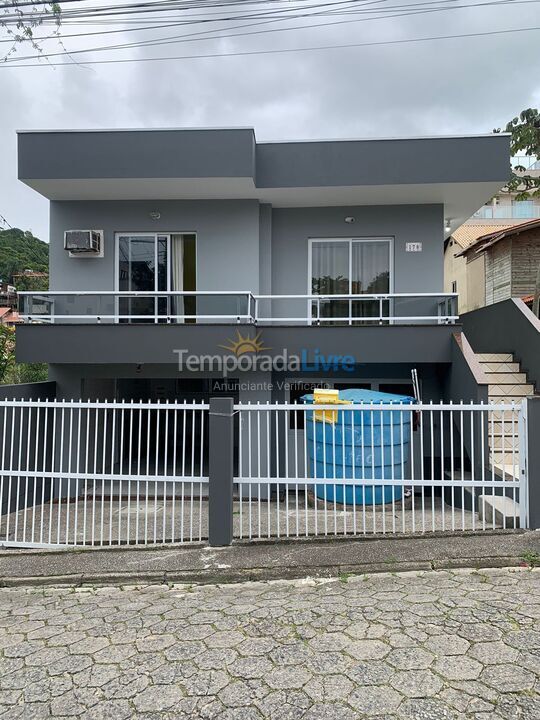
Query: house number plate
[{"left": 405, "top": 242, "right": 423, "bottom": 252}]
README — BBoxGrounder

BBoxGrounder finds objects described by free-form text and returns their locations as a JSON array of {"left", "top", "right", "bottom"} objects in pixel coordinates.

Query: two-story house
[{"left": 15, "top": 128, "right": 510, "bottom": 414}]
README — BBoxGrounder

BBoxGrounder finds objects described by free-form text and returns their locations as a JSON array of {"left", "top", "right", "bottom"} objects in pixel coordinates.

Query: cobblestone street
[{"left": 0, "top": 567, "right": 538, "bottom": 719}]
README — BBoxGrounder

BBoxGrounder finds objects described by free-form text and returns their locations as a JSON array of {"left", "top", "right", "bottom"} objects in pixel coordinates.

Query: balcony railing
[
  {"left": 473, "top": 204, "right": 540, "bottom": 219},
  {"left": 18, "top": 291, "right": 458, "bottom": 326}
]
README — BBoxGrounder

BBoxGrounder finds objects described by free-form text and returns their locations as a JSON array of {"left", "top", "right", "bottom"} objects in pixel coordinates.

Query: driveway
[{"left": 0, "top": 567, "right": 538, "bottom": 719}]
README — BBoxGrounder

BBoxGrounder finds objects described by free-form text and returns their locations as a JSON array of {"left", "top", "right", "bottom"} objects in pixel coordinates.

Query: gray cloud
[{"left": 1, "top": 1, "right": 540, "bottom": 241}]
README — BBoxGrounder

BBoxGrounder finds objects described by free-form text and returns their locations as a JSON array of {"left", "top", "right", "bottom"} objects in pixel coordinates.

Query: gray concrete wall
[
  {"left": 0, "top": 381, "right": 56, "bottom": 400},
  {"left": 19, "top": 130, "right": 510, "bottom": 187},
  {"left": 49, "top": 199, "right": 261, "bottom": 296},
  {"left": 256, "top": 135, "right": 510, "bottom": 188},
  {"left": 19, "top": 129, "right": 256, "bottom": 181},
  {"left": 49, "top": 201, "right": 443, "bottom": 300},
  {"left": 271, "top": 204, "right": 444, "bottom": 318},
  {"left": 461, "top": 298, "right": 540, "bottom": 392},
  {"left": 17, "top": 324, "right": 458, "bottom": 366}
]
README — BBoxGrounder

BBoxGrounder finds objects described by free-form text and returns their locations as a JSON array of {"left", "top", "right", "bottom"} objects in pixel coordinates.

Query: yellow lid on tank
[{"left": 313, "top": 388, "right": 352, "bottom": 424}]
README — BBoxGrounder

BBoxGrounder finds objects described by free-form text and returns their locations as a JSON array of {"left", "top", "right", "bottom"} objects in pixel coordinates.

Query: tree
[
  {"left": 0, "top": 228, "right": 48, "bottom": 286},
  {"left": 0, "top": 325, "right": 47, "bottom": 385},
  {"left": 0, "top": 326, "right": 16, "bottom": 383},
  {"left": 495, "top": 109, "right": 540, "bottom": 317},
  {"left": 495, "top": 108, "right": 540, "bottom": 200},
  {"left": 1, "top": 1, "right": 62, "bottom": 61}
]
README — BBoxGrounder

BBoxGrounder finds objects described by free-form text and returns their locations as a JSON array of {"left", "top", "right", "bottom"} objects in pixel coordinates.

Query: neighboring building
[
  {"left": 444, "top": 156, "right": 540, "bottom": 313},
  {"left": 446, "top": 219, "right": 540, "bottom": 313},
  {"left": 12, "top": 270, "right": 49, "bottom": 292},
  {"left": 469, "top": 156, "right": 540, "bottom": 223},
  {"left": 444, "top": 222, "right": 514, "bottom": 313},
  {"left": 0, "top": 283, "right": 17, "bottom": 311},
  {"left": 0, "top": 307, "right": 21, "bottom": 326},
  {"left": 15, "top": 128, "right": 510, "bottom": 407}
]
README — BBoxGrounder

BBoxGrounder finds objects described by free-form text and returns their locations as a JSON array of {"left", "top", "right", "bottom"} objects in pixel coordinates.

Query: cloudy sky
[{"left": 1, "top": 0, "right": 540, "bottom": 242}]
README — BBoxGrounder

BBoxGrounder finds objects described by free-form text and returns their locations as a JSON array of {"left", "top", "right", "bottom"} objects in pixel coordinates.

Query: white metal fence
[
  {"left": 235, "top": 401, "right": 527, "bottom": 540},
  {"left": 0, "top": 398, "right": 529, "bottom": 549},
  {"left": 0, "top": 399, "right": 208, "bottom": 548}
]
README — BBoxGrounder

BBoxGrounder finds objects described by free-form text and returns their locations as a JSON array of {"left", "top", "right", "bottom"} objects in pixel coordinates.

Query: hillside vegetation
[{"left": 0, "top": 228, "right": 48, "bottom": 286}]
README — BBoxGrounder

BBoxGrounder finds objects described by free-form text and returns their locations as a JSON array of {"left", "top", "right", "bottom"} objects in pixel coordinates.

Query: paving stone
[
  {"left": 266, "top": 666, "right": 311, "bottom": 690},
  {"left": 424, "top": 634, "right": 470, "bottom": 656},
  {"left": 85, "top": 699, "right": 133, "bottom": 720},
  {"left": 304, "top": 674, "right": 354, "bottom": 702},
  {"left": 398, "top": 697, "right": 459, "bottom": 719},
  {"left": 387, "top": 646, "right": 435, "bottom": 670},
  {"left": 50, "top": 690, "right": 86, "bottom": 716},
  {"left": 348, "top": 685, "right": 402, "bottom": 715},
  {"left": 308, "top": 633, "right": 349, "bottom": 653},
  {"left": 433, "top": 655, "right": 483, "bottom": 681},
  {"left": 68, "top": 636, "right": 110, "bottom": 655},
  {"left": 229, "top": 655, "right": 273, "bottom": 678},
  {"left": 135, "top": 633, "right": 175, "bottom": 652},
  {"left": 344, "top": 660, "right": 393, "bottom": 685},
  {"left": 132, "top": 685, "right": 185, "bottom": 712},
  {"left": 303, "top": 702, "right": 358, "bottom": 720},
  {"left": 217, "top": 708, "right": 264, "bottom": 720},
  {"left": 468, "top": 641, "right": 519, "bottom": 665},
  {"left": 389, "top": 669, "right": 444, "bottom": 698},
  {"left": 255, "top": 689, "right": 311, "bottom": 720},
  {"left": 218, "top": 680, "right": 257, "bottom": 707},
  {"left": 0, "top": 567, "right": 537, "bottom": 719},
  {"left": 479, "top": 663, "right": 536, "bottom": 692},
  {"left": 183, "top": 669, "right": 230, "bottom": 696},
  {"left": 346, "top": 639, "right": 390, "bottom": 660}
]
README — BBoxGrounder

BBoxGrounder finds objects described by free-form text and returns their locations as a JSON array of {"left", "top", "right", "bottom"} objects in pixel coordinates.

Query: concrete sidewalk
[{"left": 0, "top": 530, "right": 538, "bottom": 586}]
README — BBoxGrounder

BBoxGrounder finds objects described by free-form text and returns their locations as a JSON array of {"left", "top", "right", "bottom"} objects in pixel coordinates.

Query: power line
[
  {"left": 1, "top": 0, "right": 533, "bottom": 61},
  {"left": 0, "top": 0, "right": 362, "bottom": 19},
  {"left": 3, "top": 24, "right": 538, "bottom": 67}
]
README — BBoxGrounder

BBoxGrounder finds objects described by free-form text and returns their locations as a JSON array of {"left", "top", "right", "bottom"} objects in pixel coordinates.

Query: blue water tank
[{"left": 302, "top": 389, "right": 416, "bottom": 505}]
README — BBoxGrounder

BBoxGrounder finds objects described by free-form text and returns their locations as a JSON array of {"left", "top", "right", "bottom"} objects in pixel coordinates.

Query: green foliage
[
  {"left": 495, "top": 108, "right": 540, "bottom": 317},
  {"left": 0, "top": 228, "right": 48, "bottom": 287},
  {"left": 521, "top": 550, "right": 540, "bottom": 568},
  {"left": 0, "top": 325, "right": 47, "bottom": 386},
  {"left": 0, "top": 326, "right": 15, "bottom": 383},
  {"left": 494, "top": 108, "right": 540, "bottom": 201},
  {"left": 1, "top": 2, "right": 62, "bottom": 61}
]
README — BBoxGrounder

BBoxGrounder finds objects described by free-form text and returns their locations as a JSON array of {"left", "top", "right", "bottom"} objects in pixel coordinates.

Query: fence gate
[
  {"left": 0, "top": 398, "right": 531, "bottom": 549},
  {"left": 234, "top": 401, "right": 529, "bottom": 540},
  {"left": 0, "top": 399, "right": 209, "bottom": 548}
]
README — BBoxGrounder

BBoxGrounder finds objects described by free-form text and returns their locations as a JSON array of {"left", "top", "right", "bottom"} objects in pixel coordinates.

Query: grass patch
[{"left": 521, "top": 551, "right": 540, "bottom": 568}]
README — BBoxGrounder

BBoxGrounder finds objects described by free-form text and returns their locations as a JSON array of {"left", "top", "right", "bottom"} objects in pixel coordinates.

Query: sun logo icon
[{"left": 219, "top": 330, "right": 271, "bottom": 357}]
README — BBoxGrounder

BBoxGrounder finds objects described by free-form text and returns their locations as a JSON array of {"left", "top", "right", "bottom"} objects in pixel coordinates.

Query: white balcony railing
[
  {"left": 473, "top": 204, "right": 540, "bottom": 219},
  {"left": 18, "top": 291, "right": 459, "bottom": 326}
]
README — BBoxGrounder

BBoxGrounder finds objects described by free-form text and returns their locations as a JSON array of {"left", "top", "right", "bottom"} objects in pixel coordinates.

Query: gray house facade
[{"left": 15, "top": 128, "right": 511, "bottom": 406}]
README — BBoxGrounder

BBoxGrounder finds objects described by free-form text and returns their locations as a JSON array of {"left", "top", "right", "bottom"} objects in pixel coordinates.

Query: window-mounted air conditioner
[{"left": 64, "top": 230, "right": 104, "bottom": 257}]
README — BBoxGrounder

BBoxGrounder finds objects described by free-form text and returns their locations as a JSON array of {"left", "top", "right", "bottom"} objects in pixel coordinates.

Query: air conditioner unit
[{"left": 64, "top": 230, "right": 104, "bottom": 257}]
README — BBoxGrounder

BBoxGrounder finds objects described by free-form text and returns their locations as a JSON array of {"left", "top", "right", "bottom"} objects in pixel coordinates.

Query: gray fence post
[
  {"left": 525, "top": 396, "right": 540, "bottom": 530},
  {"left": 208, "top": 397, "right": 234, "bottom": 546}
]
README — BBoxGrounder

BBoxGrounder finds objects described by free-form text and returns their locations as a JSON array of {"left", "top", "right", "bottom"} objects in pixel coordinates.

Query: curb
[{"left": 0, "top": 555, "right": 532, "bottom": 588}]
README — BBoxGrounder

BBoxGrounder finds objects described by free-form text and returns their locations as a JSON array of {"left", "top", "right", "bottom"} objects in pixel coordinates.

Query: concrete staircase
[{"left": 474, "top": 353, "right": 534, "bottom": 526}]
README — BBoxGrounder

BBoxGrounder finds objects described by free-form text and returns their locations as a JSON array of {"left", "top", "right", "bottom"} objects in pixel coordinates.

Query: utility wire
[
  {"left": 0, "top": 0, "right": 369, "bottom": 19},
  {"left": 1, "top": 0, "right": 532, "bottom": 60},
  {"left": 3, "top": 24, "right": 538, "bottom": 67}
]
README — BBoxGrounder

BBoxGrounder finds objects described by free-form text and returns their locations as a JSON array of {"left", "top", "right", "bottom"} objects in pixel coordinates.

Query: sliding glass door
[
  {"left": 117, "top": 233, "right": 196, "bottom": 322},
  {"left": 310, "top": 238, "right": 391, "bottom": 324}
]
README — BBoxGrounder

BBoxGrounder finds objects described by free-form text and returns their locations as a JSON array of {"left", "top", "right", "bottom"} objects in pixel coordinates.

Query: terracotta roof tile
[{"left": 451, "top": 223, "right": 515, "bottom": 249}]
